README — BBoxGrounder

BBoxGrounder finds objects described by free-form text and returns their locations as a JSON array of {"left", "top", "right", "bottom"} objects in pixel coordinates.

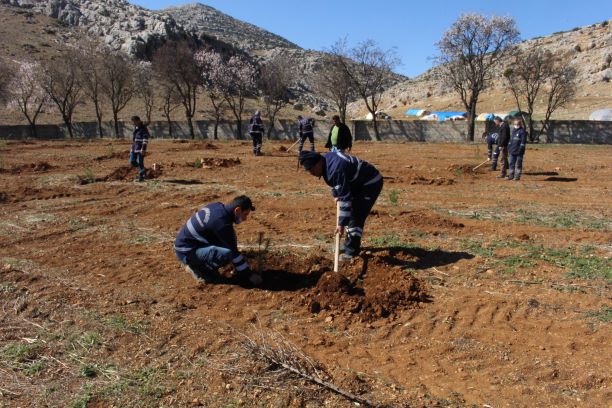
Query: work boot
[
  {"left": 513, "top": 177, "right": 521, "bottom": 181},
  {"left": 185, "top": 265, "right": 222, "bottom": 284},
  {"left": 496, "top": 174, "right": 506, "bottom": 179},
  {"left": 185, "top": 265, "right": 205, "bottom": 282},
  {"left": 340, "top": 253, "right": 356, "bottom": 261}
]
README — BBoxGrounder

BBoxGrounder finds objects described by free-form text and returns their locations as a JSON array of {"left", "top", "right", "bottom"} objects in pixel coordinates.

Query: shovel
[
  {"left": 472, "top": 158, "right": 490, "bottom": 171},
  {"left": 286, "top": 138, "right": 300, "bottom": 153},
  {"left": 333, "top": 201, "right": 340, "bottom": 273}
]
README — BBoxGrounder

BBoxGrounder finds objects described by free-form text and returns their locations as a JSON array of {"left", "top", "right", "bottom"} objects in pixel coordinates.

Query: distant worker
[
  {"left": 494, "top": 116, "right": 510, "bottom": 178},
  {"left": 130, "top": 115, "right": 149, "bottom": 182},
  {"left": 299, "top": 151, "right": 383, "bottom": 260},
  {"left": 507, "top": 117, "right": 527, "bottom": 181},
  {"left": 297, "top": 115, "right": 315, "bottom": 153},
  {"left": 482, "top": 125, "right": 499, "bottom": 170},
  {"left": 174, "top": 195, "right": 263, "bottom": 286},
  {"left": 248, "top": 111, "right": 265, "bottom": 156},
  {"left": 325, "top": 115, "right": 352, "bottom": 153}
]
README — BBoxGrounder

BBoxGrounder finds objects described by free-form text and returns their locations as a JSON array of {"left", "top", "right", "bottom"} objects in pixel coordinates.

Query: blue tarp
[
  {"left": 432, "top": 112, "right": 466, "bottom": 121},
  {"left": 405, "top": 109, "right": 426, "bottom": 117}
]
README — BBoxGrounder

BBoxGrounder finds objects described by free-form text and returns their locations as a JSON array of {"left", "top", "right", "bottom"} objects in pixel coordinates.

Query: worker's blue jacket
[
  {"left": 174, "top": 203, "right": 249, "bottom": 273},
  {"left": 322, "top": 151, "right": 382, "bottom": 227},
  {"left": 508, "top": 126, "right": 527, "bottom": 155}
]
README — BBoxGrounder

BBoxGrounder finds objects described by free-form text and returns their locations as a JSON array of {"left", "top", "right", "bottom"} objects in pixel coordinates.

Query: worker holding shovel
[{"left": 299, "top": 151, "right": 383, "bottom": 261}]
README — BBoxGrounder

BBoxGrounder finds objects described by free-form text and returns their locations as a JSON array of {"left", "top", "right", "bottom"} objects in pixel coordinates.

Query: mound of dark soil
[
  {"left": 410, "top": 175, "right": 455, "bottom": 185},
  {"left": 307, "top": 256, "right": 428, "bottom": 321},
  {"left": 2, "top": 161, "right": 55, "bottom": 173},
  {"left": 190, "top": 157, "right": 241, "bottom": 168},
  {"left": 448, "top": 164, "right": 483, "bottom": 176}
]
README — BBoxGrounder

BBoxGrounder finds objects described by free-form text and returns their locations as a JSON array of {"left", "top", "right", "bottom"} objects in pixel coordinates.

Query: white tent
[
  {"left": 589, "top": 109, "right": 612, "bottom": 121},
  {"left": 421, "top": 113, "right": 439, "bottom": 121}
]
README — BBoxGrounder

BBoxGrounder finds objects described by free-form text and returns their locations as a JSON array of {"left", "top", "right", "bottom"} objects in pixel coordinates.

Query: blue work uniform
[
  {"left": 174, "top": 203, "right": 250, "bottom": 281},
  {"left": 508, "top": 126, "right": 527, "bottom": 180},
  {"left": 322, "top": 151, "right": 383, "bottom": 256},
  {"left": 248, "top": 115, "right": 264, "bottom": 155},
  {"left": 298, "top": 117, "right": 315, "bottom": 153},
  {"left": 130, "top": 124, "right": 149, "bottom": 181}
]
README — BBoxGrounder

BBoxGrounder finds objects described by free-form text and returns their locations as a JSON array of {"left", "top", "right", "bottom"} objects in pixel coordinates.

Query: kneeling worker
[
  {"left": 174, "top": 195, "right": 262, "bottom": 286},
  {"left": 299, "top": 151, "right": 383, "bottom": 259}
]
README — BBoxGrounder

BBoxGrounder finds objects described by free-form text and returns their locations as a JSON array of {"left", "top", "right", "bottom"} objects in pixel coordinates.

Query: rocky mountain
[
  {"left": 0, "top": 0, "right": 190, "bottom": 57},
  {"left": 165, "top": 2, "right": 298, "bottom": 51},
  {"left": 0, "top": 0, "right": 405, "bottom": 112},
  {"left": 349, "top": 20, "right": 612, "bottom": 119}
]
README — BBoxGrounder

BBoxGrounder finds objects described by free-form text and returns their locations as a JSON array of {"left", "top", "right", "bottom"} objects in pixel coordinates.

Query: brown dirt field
[{"left": 0, "top": 139, "right": 610, "bottom": 407}]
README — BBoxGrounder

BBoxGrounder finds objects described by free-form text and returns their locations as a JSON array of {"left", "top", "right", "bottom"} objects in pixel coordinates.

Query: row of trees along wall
[
  {"left": 435, "top": 13, "right": 577, "bottom": 142},
  {"left": 0, "top": 13, "right": 577, "bottom": 143},
  {"left": 0, "top": 36, "right": 401, "bottom": 141}
]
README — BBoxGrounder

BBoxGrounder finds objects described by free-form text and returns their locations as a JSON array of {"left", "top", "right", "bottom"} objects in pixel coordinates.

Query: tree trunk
[
  {"left": 235, "top": 119, "right": 243, "bottom": 139},
  {"left": 371, "top": 114, "right": 381, "bottom": 141},
  {"left": 213, "top": 118, "right": 219, "bottom": 140},
  {"left": 467, "top": 98, "right": 477, "bottom": 141},
  {"left": 28, "top": 121, "right": 37, "bottom": 138},
  {"left": 339, "top": 106, "right": 347, "bottom": 124},
  {"left": 113, "top": 110, "right": 120, "bottom": 138},
  {"left": 187, "top": 115, "right": 195, "bottom": 139},
  {"left": 94, "top": 102, "right": 103, "bottom": 138},
  {"left": 64, "top": 115, "right": 74, "bottom": 139},
  {"left": 527, "top": 116, "right": 536, "bottom": 143},
  {"left": 266, "top": 115, "right": 274, "bottom": 139}
]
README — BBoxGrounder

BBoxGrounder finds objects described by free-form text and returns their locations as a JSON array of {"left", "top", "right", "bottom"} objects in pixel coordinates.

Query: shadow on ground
[
  {"left": 366, "top": 246, "right": 474, "bottom": 270},
  {"left": 163, "top": 179, "right": 204, "bottom": 185},
  {"left": 544, "top": 177, "right": 578, "bottom": 182},
  {"left": 524, "top": 171, "right": 559, "bottom": 176}
]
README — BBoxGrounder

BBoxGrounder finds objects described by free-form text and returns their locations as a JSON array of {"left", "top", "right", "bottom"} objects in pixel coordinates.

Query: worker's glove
[{"left": 248, "top": 272, "right": 263, "bottom": 286}]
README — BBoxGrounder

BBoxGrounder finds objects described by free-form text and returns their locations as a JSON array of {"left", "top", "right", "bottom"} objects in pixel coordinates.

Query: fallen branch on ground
[{"left": 238, "top": 328, "right": 375, "bottom": 407}]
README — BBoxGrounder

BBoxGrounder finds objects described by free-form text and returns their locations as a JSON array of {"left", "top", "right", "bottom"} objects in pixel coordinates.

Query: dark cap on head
[
  {"left": 494, "top": 116, "right": 503, "bottom": 122},
  {"left": 299, "top": 151, "right": 322, "bottom": 170},
  {"left": 228, "top": 195, "right": 255, "bottom": 211},
  {"left": 131, "top": 115, "right": 141, "bottom": 122}
]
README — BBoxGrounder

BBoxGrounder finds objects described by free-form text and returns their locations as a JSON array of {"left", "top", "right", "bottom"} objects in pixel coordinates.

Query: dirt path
[{"left": 0, "top": 139, "right": 610, "bottom": 407}]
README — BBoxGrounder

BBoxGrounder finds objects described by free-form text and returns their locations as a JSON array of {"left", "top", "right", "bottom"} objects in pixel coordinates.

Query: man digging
[
  {"left": 174, "top": 195, "right": 263, "bottom": 286},
  {"left": 299, "top": 151, "right": 383, "bottom": 260}
]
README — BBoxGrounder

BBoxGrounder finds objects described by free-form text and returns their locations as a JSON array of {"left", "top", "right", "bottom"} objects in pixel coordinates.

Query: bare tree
[
  {"left": 0, "top": 59, "right": 14, "bottom": 106},
  {"left": 540, "top": 63, "right": 576, "bottom": 140},
  {"left": 160, "top": 82, "right": 180, "bottom": 138},
  {"left": 196, "top": 49, "right": 227, "bottom": 140},
  {"left": 101, "top": 52, "right": 137, "bottom": 138},
  {"left": 436, "top": 13, "right": 520, "bottom": 141},
  {"left": 331, "top": 38, "right": 400, "bottom": 140},
  {"left": 259, "top": 54, "right": 293, "bottom": 139},
  {"left": 504, "top": 49, "right": 577, "bottom": 142},
  {"left": 153, "top": 41, "right": 202, "bottom": 139},
  {"left": 41, "top": 51, "right": 84, "bottom": 138},
  {"left": 8, "top": 61, "right": 48, "bottom": 138},
  {"left": 77, "top": 42, "right": 106, "bottom": 137},
  {"left": 314, "top": 53, "right": 354, "bottom": 123},
  {"left": 136, "top": 61, "right": 155, "bottom": 124},
  {"left": 217, "top": 55, "right": 257, "bottom": 139}
]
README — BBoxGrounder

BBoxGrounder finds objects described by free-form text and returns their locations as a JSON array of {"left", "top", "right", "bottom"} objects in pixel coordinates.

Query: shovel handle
[{"left": 333, "top": 201, "right": 340, "bottom": 273}]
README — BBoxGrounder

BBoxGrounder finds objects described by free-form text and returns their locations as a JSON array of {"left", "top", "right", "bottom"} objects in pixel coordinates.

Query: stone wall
[{"left": 1, "top": 120, "right": 611, "bottom": 144}]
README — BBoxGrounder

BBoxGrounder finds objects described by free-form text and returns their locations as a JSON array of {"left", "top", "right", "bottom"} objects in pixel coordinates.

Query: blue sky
[{"left": 133, "top": 0, "right": 611, "bottom": 77}]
